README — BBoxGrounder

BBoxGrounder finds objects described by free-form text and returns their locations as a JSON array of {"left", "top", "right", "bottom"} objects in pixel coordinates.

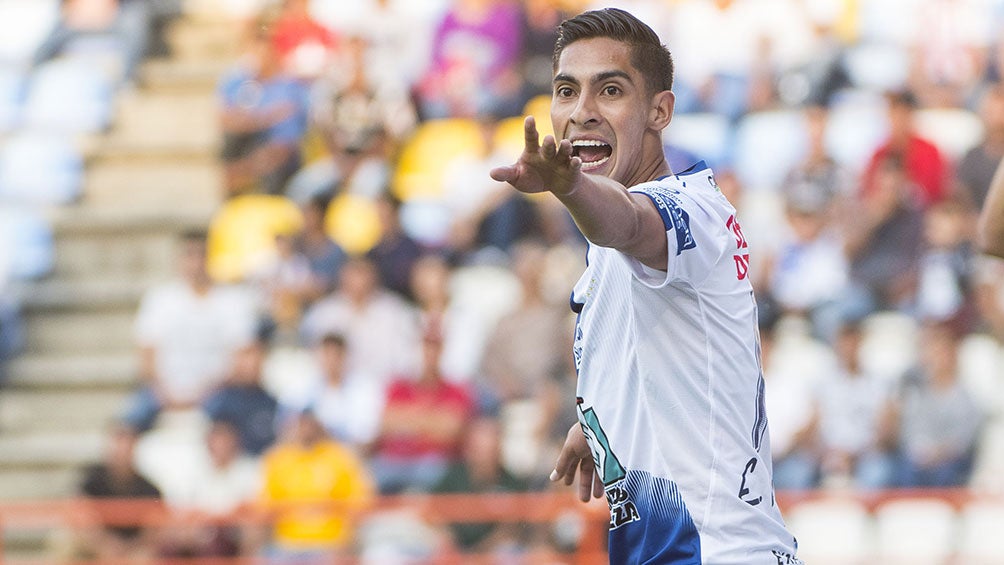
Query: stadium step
[
  {"left": 104, "top": 90, "right": 219, "bottom": 154},
  {"left": 0, "top": 391, "right": 129, "bottom": 435},
  {"left": 165, "top": 15, "right": 244, "bottom": 63},
  {"left": 83, "top": 157, "right": 222, "bottom": 213},
  {"left": 138, "top": 58, "right": 231, "bottom": 94},
  {"left": 22, "top": 307, "right": 136, "bottom": 356},
  {"left": 48, "top": 207, "right": 210, "bottom": 281},
  {"left": 0, "top": 431, "right": 104, "bottom": 469},
  {"left": 5, "top": 353, "right": 136, "bottom": 391},
  {"left": 0, "top": 468, "right": 85, "bottom": 501}
]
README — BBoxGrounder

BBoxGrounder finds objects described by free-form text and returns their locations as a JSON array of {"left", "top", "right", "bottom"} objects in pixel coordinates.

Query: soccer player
[{"left": 490, "top": 9, "right": 800, "bottom": 564}]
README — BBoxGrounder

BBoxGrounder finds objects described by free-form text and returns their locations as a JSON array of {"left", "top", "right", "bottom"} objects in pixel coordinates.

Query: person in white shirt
[
  {"left": 490, "top": 8, "right": 799, "bottom": 563},
  {"left": 125, "top": 231, "right": 258, "bottom": 432}
]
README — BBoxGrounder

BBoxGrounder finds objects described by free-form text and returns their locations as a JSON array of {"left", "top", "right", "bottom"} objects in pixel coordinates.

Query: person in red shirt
[
  {"left": 369, "top": 318, "right": 475, "bottom": 494},
  {"left": 861, "top": 90, "right": 950, "bottom": 209},
  {"left": 270, "top": 0, "right": 339, "bottom": 79}
]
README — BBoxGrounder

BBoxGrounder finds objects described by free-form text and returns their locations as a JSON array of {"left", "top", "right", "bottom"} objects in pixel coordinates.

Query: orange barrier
[
  {"left": 0, "top": 492, "right": 610, "bottom": 565},
  {"left": 2, "top": 489, "right": 1001, "bottom": 564}
]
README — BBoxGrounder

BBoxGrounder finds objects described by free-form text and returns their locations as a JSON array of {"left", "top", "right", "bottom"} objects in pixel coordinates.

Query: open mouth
[{"left": 571, "top": 140, "right": 612, "bottom": 170}]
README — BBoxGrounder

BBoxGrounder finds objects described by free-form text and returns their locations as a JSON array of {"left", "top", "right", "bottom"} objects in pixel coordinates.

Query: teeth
[
  {"left": 571, "top": 140, "right": 609, "bottom": 147},
  {"left": 579, "top": 155, "right": 610, "bottom": 170}
]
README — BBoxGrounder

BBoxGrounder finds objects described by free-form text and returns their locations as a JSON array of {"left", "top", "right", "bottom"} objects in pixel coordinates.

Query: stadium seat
[
  {"left": 0, "top": 0, "right": 60, "bottom": 64},
  {"left": 843, "top": 42, "right": 911, "bottom": 92},
  {"left": 662, "top": 112, "right": 733, "bottom": 169},
  {"left": 825, "top": 90, "right": 888, "bottom": 176},
  {"left": 915, "top": 107, "right": 984, "bottom": 161},
  {"left": 391, "top": 118, "right": 485, "bottom": 202},
  {"left": 858, "top": 312, "right": 918, "bottom": 385},
  {"left": 522, "top": 93, "right": 554, "bottom": 137},
  {"left": 873, "top": 498, "right": 957, "bottom": 564},
  {"left": 23, "top": 56, "right": 115, "bottom": 133},
  {"left": 493, "top": 115, "right": 531, "bottom": 159},
  {"left": 957, "top": 500, "right": 1004, "bottom": 561},
  {"left": 786, "top": 497, "right": 873, "bottom": 564},
  {"left": 0, "top": 65, "right": 25, "bottom": 133},
  {"left": 206, "top": 194, "right": 304, "bottom": 283},
  {"left": 732, "top": 110, "right": 807, "bottom": 193},
  {"left": 969, "top": 421, "right": 1004, "bottom": 491},
  {"left": 0, "top": 132, "right": 82, "bottom": 205},
  {"left": 0, "top": 205, "right": 53, "bottom": 280},
  {"left": 958, "top": 333, "right": 1004, "bottom": 418},
  {"left": 324, "top": 192, "right": 381, "bottom": 255}
]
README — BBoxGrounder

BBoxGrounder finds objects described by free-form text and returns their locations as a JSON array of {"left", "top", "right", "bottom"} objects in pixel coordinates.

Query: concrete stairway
[{"left": 0, "top": 13, "right": 241, "bottom": 506}]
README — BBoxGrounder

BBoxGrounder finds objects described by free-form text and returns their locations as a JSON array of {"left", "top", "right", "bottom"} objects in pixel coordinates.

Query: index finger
[{"left": 523, "top": 115, "right": 540, "bottom": 153}]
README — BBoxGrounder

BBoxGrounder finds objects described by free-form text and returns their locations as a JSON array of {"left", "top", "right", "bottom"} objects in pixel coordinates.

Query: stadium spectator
[
  {"left": 270, "top": 0, "right": 339, "bottom": 80},
  {"left": 297, "top": 333, "right": 384, "bottom": 451},
  {"left": 292, "top": 195, "right": 347, "bottom": 300},
  {"left": 300, "top": 256, "right": 419, "bottom": 384},
  {"left": 370, "top": 319, "right": 475, "bottom": 494},
  {"left": 915, "top": 199, "right": 978, "bottom": 327},
  {"left": 860, "top": 90, "right": 950, "bottom": 209},
  {"left": 814, "top": 320, "right": 898, "bottom": 488},
  {"left": 202, "top": 338, "right": 280, "bottom": 457},
  {"left": 310, "top": 33, "right": 416, "bottom": 173},
  {"left": 955, "top": 83, "right": 1004, "bottom": 209},
  {"left": 218, "top": 17, "right": 310, "bottom": 196},
  {"left": 250, "top": 230, "right": 315, "bottom": 334},
  {"left": 409, "top": 253, "right": 485, "bottom": 383},
  {"left": 444, "top": 115, "right": 545, "bottom": 258},
  {"left": 124, "top": 230, "right": 257, "bottom": 433},
  {"left": 897, "top": 322, "right": 983, "bottom": 487},
  {"left": 764, "top": 169, "right": 849, "bottom": 343},
  {"left": 478, "top": 240, "right": 568, "bottom": 406},
  {"left": 841, "top": 154, "right": 925, "bottom": 319},
  {"left": 761, "top": 317, "right": 820, "bottom": 490},
  {"left": 259, "top": 408, "right": 375, "bottom": 561},
  {"left": 416, "top": 0, "right": 525, "bottom": 119},
  {"left": 76, "top": 423, "right": 163, "bottom": 562},
  {"left": 366, "top": 193, "right": 424, "bottom": 300},
  {"left": 158, "top": 420, "right": 261, "bottom": 558},
  {"left": 432, "top": 415, "right": 535, "bottom": 555}
]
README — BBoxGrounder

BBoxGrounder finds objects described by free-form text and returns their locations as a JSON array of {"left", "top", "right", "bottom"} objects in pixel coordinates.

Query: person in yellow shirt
[{"left": 260, "top": 408, "right": 374, "bottom": 563}]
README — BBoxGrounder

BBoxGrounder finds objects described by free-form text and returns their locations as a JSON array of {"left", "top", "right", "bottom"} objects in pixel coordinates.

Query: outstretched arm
[
  {"left": 978, "top": 156, "right": 1004, "bottom": 258},
  {"left": 490, "top": 117, "right": 669, "bottom": 270}
]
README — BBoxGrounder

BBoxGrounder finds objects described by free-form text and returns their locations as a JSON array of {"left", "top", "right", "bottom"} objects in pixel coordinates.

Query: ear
[{"left": 649, "top": 90, "right": 675, "bottom": 131}]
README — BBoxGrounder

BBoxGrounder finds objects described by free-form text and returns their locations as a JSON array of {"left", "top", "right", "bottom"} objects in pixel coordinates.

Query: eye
[
  {"left": 555, "top": 86, "right": 575, "bottom": 98},
  {"left": 603, "top": 85, "right": 621, "bottom": 96}
]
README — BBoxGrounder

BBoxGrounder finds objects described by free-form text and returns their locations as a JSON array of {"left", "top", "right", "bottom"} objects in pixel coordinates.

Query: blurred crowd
[{"left": 4, "top": 0, "right": 1004, "bottom": 561}]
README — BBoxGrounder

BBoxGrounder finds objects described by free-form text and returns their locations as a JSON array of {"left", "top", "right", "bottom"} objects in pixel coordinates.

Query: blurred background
[{"left": 1, "top": 0, "right": 1004, "bottom": 562}]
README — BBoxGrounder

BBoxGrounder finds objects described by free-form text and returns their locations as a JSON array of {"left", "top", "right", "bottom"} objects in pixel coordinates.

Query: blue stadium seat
[
  {"left": 23, "top": 56, "right": 115, "bottom": 133},
  {"left": 662, "top": 112, "right": 733, "bottom": 169},
  {"left": 0, "top": 0, "right": 60, "bottom": 64},
  {"left": 0, "top": 132, "right": 83, "bottom": 205},
  {"left": 732, "top": 110, "right": 807, "bottom": 193},
  {"left": 0, "top": 65, "right": 25, "bottom": 133},
  {"left": 0, "top": 205, "right": 54, "bottom": 280}
]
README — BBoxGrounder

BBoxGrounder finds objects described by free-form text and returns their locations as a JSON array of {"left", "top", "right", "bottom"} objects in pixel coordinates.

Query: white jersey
[{"left": 570, "top": 162, "right": 800, "bottom": 564}]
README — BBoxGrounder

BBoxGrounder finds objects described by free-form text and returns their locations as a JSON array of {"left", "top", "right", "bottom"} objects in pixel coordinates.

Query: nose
[{"left": 569, "top": 93, "right": 600, "bottom": 127}]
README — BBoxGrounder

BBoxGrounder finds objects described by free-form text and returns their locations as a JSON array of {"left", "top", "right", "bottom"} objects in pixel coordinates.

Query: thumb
[{"left": 490, "top": 165, "right": 517, "bottom": 183}]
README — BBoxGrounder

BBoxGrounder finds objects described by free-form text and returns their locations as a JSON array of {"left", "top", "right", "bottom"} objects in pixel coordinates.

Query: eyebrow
[{"left": 553, "top": 70, "right": 634, "bottom": 86}]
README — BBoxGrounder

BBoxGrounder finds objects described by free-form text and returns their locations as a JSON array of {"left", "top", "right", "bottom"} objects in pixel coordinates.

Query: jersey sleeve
[{"left": 627, "top": 181, "right": 731, "bottom": 288}]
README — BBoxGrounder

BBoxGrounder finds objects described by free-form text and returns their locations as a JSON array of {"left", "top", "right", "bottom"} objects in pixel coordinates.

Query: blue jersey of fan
[{"left": 570, "top": 162, "right": 801, "bottom": 564}]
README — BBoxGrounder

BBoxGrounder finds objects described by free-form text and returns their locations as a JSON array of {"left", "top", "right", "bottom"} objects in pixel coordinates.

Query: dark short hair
[
  {"left": 553, "top": 8, "right": 674, "bottom": 94},
  {"left": 320, "top": 333, "right": 347, "bottom": 349}
]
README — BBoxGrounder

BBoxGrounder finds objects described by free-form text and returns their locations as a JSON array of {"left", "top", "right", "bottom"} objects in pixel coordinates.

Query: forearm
[
  {"left": 556, "top": 175, "right": 667, "bottom": 269},
  {"left": 978, "top": 156, "right": 1004, "bottom": 257}
]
